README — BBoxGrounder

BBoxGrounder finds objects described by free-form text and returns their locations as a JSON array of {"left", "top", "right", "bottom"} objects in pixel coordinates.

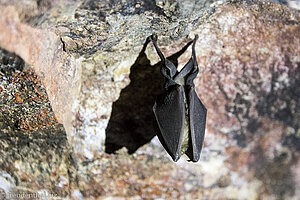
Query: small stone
[{"left": 217, "top": 175, "right": 231, "bottom": 188}]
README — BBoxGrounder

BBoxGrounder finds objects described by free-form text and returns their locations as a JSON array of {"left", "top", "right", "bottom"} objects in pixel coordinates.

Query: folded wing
[
  {"left": 153, "top": 86, "right": 185, "bottom": 161},
  {"left": 186, "top": 88, "right": 207, "bottom": 162}
]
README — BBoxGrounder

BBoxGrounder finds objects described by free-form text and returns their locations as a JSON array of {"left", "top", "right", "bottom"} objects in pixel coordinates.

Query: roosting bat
[{"left": 151, "top": 34, "right": 207, "bottom": 162}]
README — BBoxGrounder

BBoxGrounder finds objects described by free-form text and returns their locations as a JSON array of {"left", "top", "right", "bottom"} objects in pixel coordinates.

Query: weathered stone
[
  {"left": 0, "top": 4, "right": 81, "bottom": 147},
  {"left": 0, "top": 48, "right": 75, "bottom": 197},
  {"left": 189, "top": 1, "right": 300, "bottom": 199}
]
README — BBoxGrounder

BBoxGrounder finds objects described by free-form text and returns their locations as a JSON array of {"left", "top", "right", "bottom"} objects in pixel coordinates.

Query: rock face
[
  {"left": 0, "top": 48, "right": 74, "bottom": 198},
  {"left": 0, "top": 3, "right": 81, "bottom": 145},
  {"left": 191, "top": 1, "right": 300, "bottom": 198},
  {"left": 0, "top": 0, "right": 218, "bottom": 158},
  {"left": 0, "top": 0, "right": 300, "bottom": 199}
]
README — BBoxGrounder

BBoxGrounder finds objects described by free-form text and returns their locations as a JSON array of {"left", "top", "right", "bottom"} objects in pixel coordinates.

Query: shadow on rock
[{"left": 105, "top": 37, "right": 192, "bottom": 154}]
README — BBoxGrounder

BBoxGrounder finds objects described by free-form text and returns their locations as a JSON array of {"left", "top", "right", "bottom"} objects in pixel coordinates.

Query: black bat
[{"left": 150, "top": 34, "right": 207, "bottom": 162}]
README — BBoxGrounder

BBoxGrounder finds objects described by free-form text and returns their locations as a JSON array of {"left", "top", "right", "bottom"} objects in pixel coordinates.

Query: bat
[{"left": 150, "top": 34, "right": 207, "bottom": 162}]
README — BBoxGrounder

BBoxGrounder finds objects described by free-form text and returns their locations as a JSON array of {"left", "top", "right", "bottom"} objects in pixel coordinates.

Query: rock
[
  {"left": 190, "top": 1, "right": 300, "bottom": 199},
  {"left": 0, "top": 48, "right": 75, "bottom": 197},
  {"left": 0, "top": 0, "right": 300, "bottom": 199},
  {"left": 0, "top": 4, "right": 81, "bottom": 147}
]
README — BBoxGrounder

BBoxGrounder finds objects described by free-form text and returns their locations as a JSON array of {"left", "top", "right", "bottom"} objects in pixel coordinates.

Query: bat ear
[{"left": 165, "top": 59, "right": 177, "bottom": 78}]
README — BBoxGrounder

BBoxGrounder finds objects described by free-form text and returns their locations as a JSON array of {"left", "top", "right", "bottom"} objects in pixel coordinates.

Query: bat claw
[
  {"left": 194, "top": 34, "right": 199, "bottom": 41},
  {"left": 150, "top": 34, "right": 158, "bottom": 42}
]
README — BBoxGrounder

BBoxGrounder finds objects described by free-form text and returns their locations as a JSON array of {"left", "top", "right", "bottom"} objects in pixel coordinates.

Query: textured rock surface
[
  {"left": 0, "top": 0, "right": 300, "bottom": 199},
  {"left": 0, "top": 48, "right": 74, "bottom": 198},
  {"left": 1, "top": 0, "right": 220, "bottom": 158},
  {"left": 190, "top": 1, "right": 300, "bottom": 199},
  {"left": 0, "top": 2, "right": 81, "bottom": 145}
]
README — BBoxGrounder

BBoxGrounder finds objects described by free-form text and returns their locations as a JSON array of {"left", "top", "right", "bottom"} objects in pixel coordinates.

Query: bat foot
[
  {"left": 194, "top": 34, "right": 199, "bottom": 41},
  {"left": 150, "top": 34, "right": 158, "bottom": 42}
]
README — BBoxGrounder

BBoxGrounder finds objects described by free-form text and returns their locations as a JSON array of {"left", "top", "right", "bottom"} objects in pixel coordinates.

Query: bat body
[{"left": 151, "top": 35, "right": 207, "bottom": 162}]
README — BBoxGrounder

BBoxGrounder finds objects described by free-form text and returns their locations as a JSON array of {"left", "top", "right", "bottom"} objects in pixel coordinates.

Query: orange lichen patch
[
  {"left": 19, "top": 109, "right": 58, "bottom": 131},
  {"left": 26, "top": 72, "right": 41, "bottom": 85},
  {"left": 19, "top": 118, "right": 33, "bottom": 131},
  {"left": 2, "top": 69, "right": 59, "bottom": 132},
  {"left": 14, "top": 92, "right": 23, "bottom": 103}
]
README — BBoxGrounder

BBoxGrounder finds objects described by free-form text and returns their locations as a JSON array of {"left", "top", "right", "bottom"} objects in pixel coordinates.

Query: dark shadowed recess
[
  {"left": 105, "top": 37, "right": 193, "bottom": 154},
  {"left": 0, "top": 48, "right": 24, "bottom": 75}
]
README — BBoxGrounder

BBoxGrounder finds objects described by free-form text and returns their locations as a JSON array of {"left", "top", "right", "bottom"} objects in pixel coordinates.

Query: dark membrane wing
[
  {"left": 186, "top": 88, "right": 207, "bottom": 162},
  {"left": 153, "top": 86, "right": 185, "bottom": 161}
]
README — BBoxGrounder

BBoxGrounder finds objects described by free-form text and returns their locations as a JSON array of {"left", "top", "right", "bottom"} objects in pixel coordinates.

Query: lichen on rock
[{"left": 0, "top": 48, "right": 74, "bottom": 198}]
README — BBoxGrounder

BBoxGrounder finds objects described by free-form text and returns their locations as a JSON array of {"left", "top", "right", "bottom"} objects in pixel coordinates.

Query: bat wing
[
  {"left": 186, "top": 88, "right": 207, "bottom": 162},
  {"left": 153, "top": 85, "right": 185, "bottom": 161}
]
